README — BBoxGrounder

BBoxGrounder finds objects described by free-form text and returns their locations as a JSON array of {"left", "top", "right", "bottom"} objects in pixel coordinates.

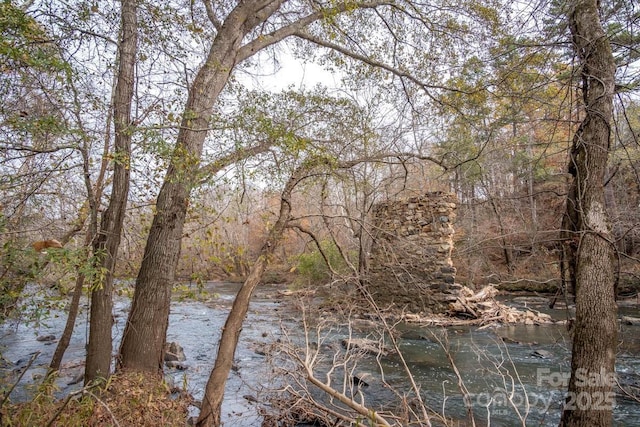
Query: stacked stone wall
[{"left": 366, "top": 192, "right": 458, "bottom": 313}]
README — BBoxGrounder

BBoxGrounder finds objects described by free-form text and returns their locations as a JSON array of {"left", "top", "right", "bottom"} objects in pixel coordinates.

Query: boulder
[
  {"left": 165, "top": 360, "right": 188, "bottom": 370},
  {"left": 164, "top": 341, "right": 186, "bottom": 362},
  {"left": 341, "top": 338, "right": 391, "bottom": 356},
  {"left": 622, "top": 316, "right": 640, "bottom": 326},
  {"left": 352, "top": 371, "right": 373, "bottom": 388},
  {"left": 531, "top": 349, "right": 553, "bottom": 359}
]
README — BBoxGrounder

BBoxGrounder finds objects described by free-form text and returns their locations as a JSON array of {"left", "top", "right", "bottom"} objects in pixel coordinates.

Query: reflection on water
[{"left": 1, "top": 284, "right": 639, "bottom": 426}]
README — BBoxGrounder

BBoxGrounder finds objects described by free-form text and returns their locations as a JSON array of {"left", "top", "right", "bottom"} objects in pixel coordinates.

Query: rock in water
[{"left": 164, "top": 341, "right": 186, "bottom": 362}]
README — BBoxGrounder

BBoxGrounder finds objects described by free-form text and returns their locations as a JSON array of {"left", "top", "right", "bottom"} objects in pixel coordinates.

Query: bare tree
[{"left": 196, "top": 161, "right": 319, "bottom": 426}]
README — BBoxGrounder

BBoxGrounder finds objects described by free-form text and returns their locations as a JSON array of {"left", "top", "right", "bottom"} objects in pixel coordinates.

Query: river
[{"left": 1, "top": 282, "right": 639, "bottom": 426}]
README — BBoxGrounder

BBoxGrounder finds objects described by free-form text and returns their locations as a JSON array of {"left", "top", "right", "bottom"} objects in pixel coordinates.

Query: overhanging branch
[
  {"left": 292, "top": 30, "right": 479, "bottom": 100},
  {"left": 236, "top": 1, "right": 394, "bottom": 63}
]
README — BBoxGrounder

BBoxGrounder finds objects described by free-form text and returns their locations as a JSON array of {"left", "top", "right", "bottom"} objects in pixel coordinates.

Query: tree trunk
[
  {"left": 559, "top": 1, "right": 617, "bottom": 426},
  {"left": 49, "top": 69, "right": 112, "bottom": 373},
  {"left": 488, "top": 195, "right": 514, "bottom": 271},
  {"left": 196, "top": 165, "right": 309, "bottom": 427},
  {"left": 526, "top": 136, "right": 537, "bottom": 227},
  {"left": 50, "top": 274, "right": 85, "bottom": 371},
  {"left": 118, "top": 1, "right": 285, "bottom": 373},
  {"left": 85, "top": 0, "right": 137, "bottom": 383},
  {"left": 560, "top": 182, "right": 579, "bottom": 298}
]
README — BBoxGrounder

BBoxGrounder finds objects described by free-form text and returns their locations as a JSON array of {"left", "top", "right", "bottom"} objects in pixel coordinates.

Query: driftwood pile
[{"left": 404, "top": 285, "right": 554, "bottom": 326}]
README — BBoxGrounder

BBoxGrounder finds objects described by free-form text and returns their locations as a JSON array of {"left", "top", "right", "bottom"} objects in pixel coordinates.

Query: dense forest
[{"left": 1, "top": 0, "right": 639, "bottom": 426}]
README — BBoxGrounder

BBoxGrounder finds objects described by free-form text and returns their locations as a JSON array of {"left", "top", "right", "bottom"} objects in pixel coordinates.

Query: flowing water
[{"left": 1, "top": 283, "right": 639, "bottom": 426}]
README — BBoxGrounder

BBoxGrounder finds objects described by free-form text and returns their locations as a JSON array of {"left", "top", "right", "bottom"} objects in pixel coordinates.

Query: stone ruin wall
[{"left": 366, "top": 192, "right": 458, "bottom": 313}]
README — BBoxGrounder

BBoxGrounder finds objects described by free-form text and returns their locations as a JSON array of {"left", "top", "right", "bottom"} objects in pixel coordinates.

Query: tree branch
[
  {"left": 236, "top": 1, "right": 394, "bottom": 63},
  {"left": 304, "top": 363, "right": 392, "bottom": 426},
  {"left": 196, "top": 140, "right": 273, "bottom": 183},
  {"left": 201, "top": 0, "right": 222, "bottom": 31},
  {"left": 292, "top": 30, "right": 478, "bottom": 99}
]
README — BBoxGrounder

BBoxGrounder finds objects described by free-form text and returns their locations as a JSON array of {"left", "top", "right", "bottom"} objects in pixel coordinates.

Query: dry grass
[{"left": 2, "top": 371, "right": 192, "bottom": 426}]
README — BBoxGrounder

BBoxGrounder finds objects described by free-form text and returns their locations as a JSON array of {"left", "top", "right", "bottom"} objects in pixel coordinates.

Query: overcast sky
[{"left": 241, "top": 44, "right": 341, "bottom": 92}]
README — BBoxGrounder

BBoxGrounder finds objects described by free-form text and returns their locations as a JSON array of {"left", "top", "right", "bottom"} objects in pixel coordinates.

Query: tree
[
  {"left": 0, "top": 0, "right": 80, "bottom": 316},
  {"left": 194, "top": 83, "right": 408, "bottom": 425},
  {"left": 85, "top": 0, "right": 138, "bottom": 383},
  {"left": 559, "top": 0, "right": 618, "bottom": 425},
  {"left": 117, "top": 0, "right": 508, "bottom": 374},
  {"left": 118, "top": 0, "right": 394, "bottom": 374},
  {"left": 196, "top": 161, "right": 314, "bottom": 426}
]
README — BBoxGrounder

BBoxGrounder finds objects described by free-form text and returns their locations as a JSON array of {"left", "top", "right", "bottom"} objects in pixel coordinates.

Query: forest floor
[{"left": 2, "top": 370, "right": 192, "bottom": 426}]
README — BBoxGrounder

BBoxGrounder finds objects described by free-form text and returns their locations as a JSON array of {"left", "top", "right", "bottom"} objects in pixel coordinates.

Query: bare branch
[
  {"left": 197, "top": 140, "right": 273, "bottom": 183},
  {"left": 201, "top": 0, "right": 222, "bottom": 31},
  {"left": 292, "top": 30, "right": 477, "bottom": 99},
  {"left": 302, "top": 353, "right": 392, "bottom": 426}
]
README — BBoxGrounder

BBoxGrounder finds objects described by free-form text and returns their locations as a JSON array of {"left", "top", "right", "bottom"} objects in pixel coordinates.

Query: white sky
[{"left": 241, "top": 45, "right": 341, "bottom": 92}]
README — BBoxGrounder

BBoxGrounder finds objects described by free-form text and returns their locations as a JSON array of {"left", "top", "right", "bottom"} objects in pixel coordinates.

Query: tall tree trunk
[
  {"left": 526, "top": 136, "right": 537, "bottom": 227},
  {"left": 488, "top": 195, "right": 514, "bottom": 271},
  {"left": 85, "top": 0, "right": 138, "bottom": 383},
  {"left": 49, "top": 66, "right": 113, "bottom": 373},
  {"left": 50, "top": 273, "right": 85, "bottom": 371},
  {"left": 559, "top": 1, "right": 617, "bottom": 426},
  {"left": 196, "top": 164, "right": 309, "bottom": 427},
  {"left": 118, "top": 1, "right": 285, "bottom": 373},
  {"left": 50, "top": 169, "right": 98, "bottom": 372}
]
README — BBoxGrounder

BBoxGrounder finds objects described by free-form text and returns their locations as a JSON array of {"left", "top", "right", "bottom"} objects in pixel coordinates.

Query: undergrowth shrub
[{"left": 292, "top": 240, "right": 354, "bottom": 287}]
